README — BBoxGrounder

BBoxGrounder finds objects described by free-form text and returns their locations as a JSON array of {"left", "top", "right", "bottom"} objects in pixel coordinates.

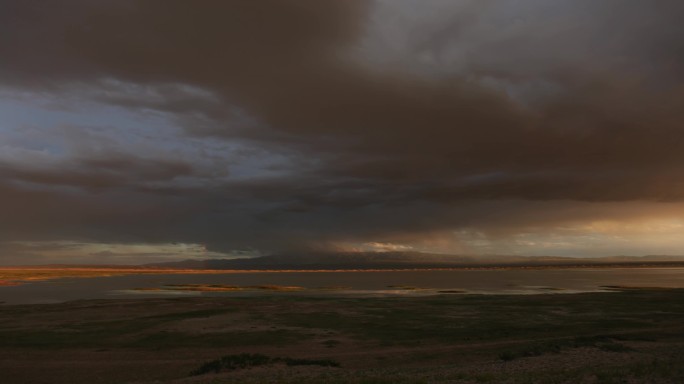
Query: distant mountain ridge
[{"left": 146, "top": 252, "right": 684, "bottom": 270}]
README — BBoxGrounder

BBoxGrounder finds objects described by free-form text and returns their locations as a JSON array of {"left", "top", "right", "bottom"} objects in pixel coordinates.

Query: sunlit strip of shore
[{"left": 2, "top": 263, "right": 684, "bottom": 287}]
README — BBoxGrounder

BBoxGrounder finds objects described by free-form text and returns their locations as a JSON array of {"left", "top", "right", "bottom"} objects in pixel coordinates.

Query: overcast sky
[{"left": 2, "top": 0, "right": 684, "bottom": 264}]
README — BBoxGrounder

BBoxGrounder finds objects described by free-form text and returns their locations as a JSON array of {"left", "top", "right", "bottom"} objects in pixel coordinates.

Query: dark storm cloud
[
  {"left": 2, "top": 155, "right": 194, "bottom": 191},
  {"left": 1, "top": 0, "right": 684, "bottom": 256}
]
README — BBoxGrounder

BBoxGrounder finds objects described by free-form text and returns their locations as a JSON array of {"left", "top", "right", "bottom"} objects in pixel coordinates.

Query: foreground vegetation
[
  {"left": 0, "top": 289, "right": 683, "bottom": 383},
  {"left": 189, "top": 353, "right": 340, "bottom": 376}
]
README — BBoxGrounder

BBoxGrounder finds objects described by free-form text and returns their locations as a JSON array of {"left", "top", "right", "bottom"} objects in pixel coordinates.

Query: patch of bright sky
[
  {"left": 452, "top": 218, "right": 684, "bottom": 257},
  {"left": 340, "top": 217, "right": 684, "bottom": 257},
  {"left": 3, "top": 241, "right": 255, "bottom": 265},
  {"left": 0, "top": 81, "right": 298, "bottom": 190},
  {"left": 360, "top": 242, "right": 415, "bottom": 252}
]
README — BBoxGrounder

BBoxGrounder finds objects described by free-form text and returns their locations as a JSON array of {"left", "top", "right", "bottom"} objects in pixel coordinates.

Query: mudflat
[{"left": 1, "top": 290, "right": 683, "bottom": 384}]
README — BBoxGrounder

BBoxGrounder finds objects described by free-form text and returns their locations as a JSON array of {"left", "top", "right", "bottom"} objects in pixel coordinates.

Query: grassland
[{"left": 0, "top": 290, "right": 683, "bottom": 383}]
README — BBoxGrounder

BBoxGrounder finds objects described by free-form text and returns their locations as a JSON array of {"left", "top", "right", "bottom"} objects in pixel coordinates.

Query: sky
[{"left": 1, "top": 0, "right": 684, "bottom": 265}]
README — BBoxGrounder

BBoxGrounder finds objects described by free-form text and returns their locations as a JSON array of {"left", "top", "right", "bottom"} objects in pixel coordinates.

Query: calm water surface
[{"left": 1, "top": 268, "right": 683, "bottom": 304}]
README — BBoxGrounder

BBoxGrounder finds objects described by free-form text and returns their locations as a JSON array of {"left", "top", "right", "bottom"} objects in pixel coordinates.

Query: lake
[{"left": 1, "top": 267, "right": 684, "bottom": 304}]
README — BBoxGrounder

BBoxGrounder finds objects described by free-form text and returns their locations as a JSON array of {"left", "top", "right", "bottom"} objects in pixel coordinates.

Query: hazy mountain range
[{"left": 146, "top": 252, "right": 684, "bottom": 270}]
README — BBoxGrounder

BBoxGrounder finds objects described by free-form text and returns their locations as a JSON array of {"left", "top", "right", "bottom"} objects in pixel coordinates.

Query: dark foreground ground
[{"left": 1, "top": 289, "right": 683, "bottom": 384}]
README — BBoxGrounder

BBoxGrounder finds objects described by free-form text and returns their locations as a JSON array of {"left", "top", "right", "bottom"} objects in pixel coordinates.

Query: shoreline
[{"left": 1, "top": 264, "right": 684, "bottom": 287}]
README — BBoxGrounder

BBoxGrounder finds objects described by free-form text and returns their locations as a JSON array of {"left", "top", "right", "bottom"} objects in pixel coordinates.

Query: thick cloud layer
[{"left": 1, "top": 1, "right": 684, "bottom": 261}]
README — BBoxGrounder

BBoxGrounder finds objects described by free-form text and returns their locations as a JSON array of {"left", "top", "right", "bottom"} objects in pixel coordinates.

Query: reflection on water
[{"left": 1, "top": 268, "right": 683, "bottom": 304}]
